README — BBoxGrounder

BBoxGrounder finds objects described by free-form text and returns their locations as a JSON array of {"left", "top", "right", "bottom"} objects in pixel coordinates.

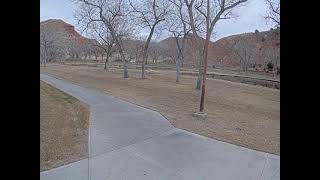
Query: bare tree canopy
[
  {"left": 74, "top": 0, "right": 132, "bottom": 78},
  {"left": 84, "top": 21, "right": 116, "bottom": 69},
  {"left": 166, "top": 0, "right": 192, "bottom": 82},
  {"left": 183, "top": 0, "right": 247, "bottom": 90},
  {"left": 264, "top": 0, "right": 280, "bottom": 28},
  {"left": 229, "top": 35, "right": 257, "bottom": 72},
  {"left": 129, "top": 0, "right": 168, "bottom": 79},
  {"left": 40, "top": 25, "right": 67, "bottom": 66},
  {"left": 188, "top": 0, "right": 248, "bottom": 112}
]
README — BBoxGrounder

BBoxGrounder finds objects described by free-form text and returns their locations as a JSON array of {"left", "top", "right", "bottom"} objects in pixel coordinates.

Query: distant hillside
[
  {"left": 40, "top": 19, "right": 95, "bottom": 46},
  {"left": 158, "top": 34, "right": 215, "bottom": 65},
  {"left": 40, "top": 19, "right": 280, "bottom": 70},
  {"left": 159, "top": 29, "right": 280, "bottom": 69},
  {"left": 210, "top": 29, "right": 280, "bottom": 69}
]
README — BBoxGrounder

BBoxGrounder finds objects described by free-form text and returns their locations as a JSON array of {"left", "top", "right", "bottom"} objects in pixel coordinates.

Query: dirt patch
[
  {"left": 41, "top": 64, "right": 280, "bottom": 155},
  {"left": 40, "top": 80, "right": 89, "bottom": 172}
]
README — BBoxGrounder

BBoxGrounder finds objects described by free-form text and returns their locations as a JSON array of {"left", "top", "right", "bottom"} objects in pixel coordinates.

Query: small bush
[{"left": 267, "top": 62, "right": 274, "bottom": 71}]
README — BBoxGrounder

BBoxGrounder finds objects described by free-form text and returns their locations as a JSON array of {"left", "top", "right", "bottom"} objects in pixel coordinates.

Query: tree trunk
[
  {"left": 120, "top": 50, "right": 129, "bottom": 78},
  {"left": 199, "top": 1, "right": 211, "bottom": 112},
  {"left": 141, "top": 62, "right": 146, "bottom": 78},
  {"left": 196, "top": 51, "right": 203, "bottom": 90},
  {"left": 44, "top": 57, "right": 47, "bottom": 67},
  {"left": 142, "top": 50, "right": 149, "bottom": 79},
  {"left": 176, "top": 57, "right": 181, "bottom": 83},
  {"left": 273, "top": 59, "right": 277, "bottom": 79},
  {"left": 113, "top": 44, "right": 128, "bottom": 78},
  {"left": 104, "top": 55, "right": 109, "bottom": 71},
  {"left": 141, "top": 24, "right": 156, "bottom": 79},
  {"left": 141, "top": 52, "right": 147, "bottom": 80},
  {"left": 196, "top": 71, "right": 202, "bottom": 90},
  {"left": 115, "top": 42, "right": 128, "bottom": 78},
  {"left": 135, "top": 52, "right": 138, "bottom": 64},
  {"left": 43, "top": 52, "right": 47, "bottom": 67}
]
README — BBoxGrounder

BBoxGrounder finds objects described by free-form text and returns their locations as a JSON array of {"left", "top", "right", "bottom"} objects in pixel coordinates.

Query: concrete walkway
[{"left": 40, "top": 74, "right": 280, "bottom": 180}]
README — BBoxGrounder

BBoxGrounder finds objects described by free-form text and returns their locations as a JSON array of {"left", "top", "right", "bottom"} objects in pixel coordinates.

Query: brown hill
[
  {"left": 40, "top": 19, "right": 93, "bottom": 46},
  {"left": 40, "top": 19, "right": 280, "bottom": 70},
  {"left": 210, "top": 29, "right": 280, "bottom": 69},
  {"left": 159, "top": 29, "right": 280, "bottom": 69}
]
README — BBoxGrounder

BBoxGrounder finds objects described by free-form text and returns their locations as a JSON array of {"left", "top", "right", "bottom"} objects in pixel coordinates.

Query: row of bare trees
[
  {"left": 75, "top": 0, "right": 131, "bottom": 77},
  {"left": 40, "top": 23, "right": 107, "bottom": 66},
  {"left": 74, "top": 0, "right": 249, "bottom": 88},
  {"left": 71, "top": 0, "right": 250, "bottom": 113},
  {"left": 40, "top": 25, "right": 67, "bottom": 66},
  {"left": 40, "top": 0, "right": 280, "bottom": 112},
  {"left": 42, "top": 0, "right": 279, "bottom": 81}
]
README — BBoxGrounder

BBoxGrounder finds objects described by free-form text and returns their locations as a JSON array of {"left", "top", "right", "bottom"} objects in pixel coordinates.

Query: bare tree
[
  {"left": 88, "top": 22, "right": 116, "bottom": 70},
  {"left": 229, "top": 36, "right": 256, "bottom": 72},
  {"left": 184, "top": 0, "right": 206, "bottom": 89},
  {"left": 40, "top": 25, "right": 67, "bottom": 66},
  {"left": 129, "top": 0, "right": 167, "bottom": 79},
  {"left": 89, "top": 42, "right": 101, "bottom": 60},
  {"left": 75, "top": 0, "right": 132, "bottom": 78},
  {"left": 262, "top": 44, "right": 280, "bottom": 77},
  {"left": 148, "top": 42, "right": 166, "bottom": 64},
  {"left": 100, "top": 40, "right": 115, "bottom": 70},
  {"left": 264, "top": 0, "right": 280, "bottom": 28},
  {"left": 122, "top": 37, "right": 144, "bottom": 64},
  {"left": 80, "top": 42, "right": 92, "bottom": 60},
  {"left": 184, "top": 0, "right": 247, "bottom": 91},
  {"left": 135, "top": 43, "right": 144, "bottom": 64},
  {"left": 65, "top": 36, "right": 81, "bottom": 59},
  {"left": 167, "top": 0, "right": 192, "bottom": 83},
  {"left": 161, "top": 42, "right": 180, "bottom": 64},
  {"left": 191, "top": 0, "right": 248, "bottom": 112}
]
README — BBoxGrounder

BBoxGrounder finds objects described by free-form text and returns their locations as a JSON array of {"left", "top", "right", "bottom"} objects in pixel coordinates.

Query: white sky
[{"left": 40, "top": 0, "right": 271, "bottom": 41}]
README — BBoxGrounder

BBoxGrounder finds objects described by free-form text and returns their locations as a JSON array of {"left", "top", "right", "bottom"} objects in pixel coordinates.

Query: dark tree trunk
[
  {"left": 176, "top": 57, "right": 181, "bottom": 83},
  {"left": 142, "top": 25, "right": 156, "bottom": 79},
  {"left": 104, "top": 56, "right": 108, "bottom": 70},
  {"left": 196, "top": 51, "right": 203, "bottom": 90},
  {"left": 104, "top": 51, "right": 112, "bottom": 71},
  {"left": 199, "top": 11, "right": 211, "bottom": 112}
]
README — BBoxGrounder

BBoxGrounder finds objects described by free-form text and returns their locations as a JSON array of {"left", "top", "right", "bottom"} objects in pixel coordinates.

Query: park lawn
[
  {"left": 41, "top": 64, "right": 280, "bottom": 155},
  {"left": 40, "top": 80, "right": 89, "bottom": 172}
]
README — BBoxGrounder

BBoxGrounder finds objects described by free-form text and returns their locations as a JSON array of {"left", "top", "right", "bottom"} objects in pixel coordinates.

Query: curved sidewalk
[{"left": 40, "top": 74, "right": 280, "bottom": 180}]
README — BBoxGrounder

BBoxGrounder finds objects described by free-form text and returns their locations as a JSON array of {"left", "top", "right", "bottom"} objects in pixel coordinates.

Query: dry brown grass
[
  {"left": 40, "top": 80, "right": 89, "bottom": 172},
  {"left": 41, "top": 64, "right": 280, "bottom": 155}
]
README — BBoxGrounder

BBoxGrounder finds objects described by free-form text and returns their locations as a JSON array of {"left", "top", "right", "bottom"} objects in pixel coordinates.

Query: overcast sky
[{"left": 40, "top": 0, "right": 271, "bottom": 41}]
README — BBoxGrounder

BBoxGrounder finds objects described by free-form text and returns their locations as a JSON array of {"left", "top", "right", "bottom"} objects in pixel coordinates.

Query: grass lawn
[
  {"left": 40, "top": 80, "right": 89, "bottom": 172},
  {"left": 41, "top": 64, "right": 280, "bottom": 155}
]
